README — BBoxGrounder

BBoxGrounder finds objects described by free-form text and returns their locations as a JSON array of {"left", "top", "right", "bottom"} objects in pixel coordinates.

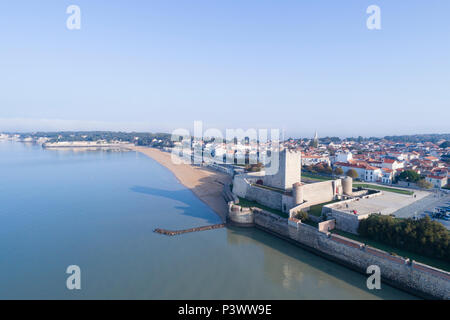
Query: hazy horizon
[{"left": 1, "top": 122, "right": 448, "bottom": 141}]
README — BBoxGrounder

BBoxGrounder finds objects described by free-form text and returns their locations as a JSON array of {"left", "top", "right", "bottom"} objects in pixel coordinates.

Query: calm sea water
[{"left": 0, "top": 141, "right": 415, "bottom": 299}]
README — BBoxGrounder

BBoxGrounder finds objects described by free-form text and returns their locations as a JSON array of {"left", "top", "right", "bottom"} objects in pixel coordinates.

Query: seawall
[
  {"left": 253, "top": 210, "right": 449, "bottom": 300},
  {"left": 228, "top": 201, "right": 450, "bottom": 300}
]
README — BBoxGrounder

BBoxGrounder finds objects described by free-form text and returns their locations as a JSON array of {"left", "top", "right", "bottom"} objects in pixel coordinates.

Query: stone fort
[
  {"left": 232, "top": 148, "right": 354, "bottom": 216},
  {"left": 226, "top": 149, "right": 450, "bottom": 300}
]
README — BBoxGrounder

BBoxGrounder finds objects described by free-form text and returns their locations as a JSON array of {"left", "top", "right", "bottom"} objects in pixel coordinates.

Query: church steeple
[{"left": 310, "top": 131, "right": 318, "bottom": 148}]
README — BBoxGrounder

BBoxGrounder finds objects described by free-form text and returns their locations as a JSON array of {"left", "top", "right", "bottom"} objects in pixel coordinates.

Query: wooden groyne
[{"left": 154, "top": 223, "right": 226, "bottom": 236}]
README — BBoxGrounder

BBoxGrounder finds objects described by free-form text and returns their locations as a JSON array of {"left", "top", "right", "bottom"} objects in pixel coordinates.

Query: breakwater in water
[{"left": 154, "top": 223, "right": 226, "bottom": 236}]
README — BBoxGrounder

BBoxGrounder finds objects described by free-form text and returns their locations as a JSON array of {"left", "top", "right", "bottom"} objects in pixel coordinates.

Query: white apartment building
[
  {"left": 426, "top": 175, "right": 448, "bottom": 189},
  {"left": 381, "top": 168, "right": 394, "bottom": 184},
  {"left": 334, "top": 162, "right": 382, "bottom": 182},
  {"left": 382, "top": 158, "right": 404, "bottom": 171},
  {"left": 302, "top": 154, "right": 330, "bottom": 166},
  {"left": 334, "top": 152, "right": 353, "bottom": 164}
]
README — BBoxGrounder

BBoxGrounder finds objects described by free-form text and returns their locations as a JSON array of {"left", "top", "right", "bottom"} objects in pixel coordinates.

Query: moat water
[{"left": 0, "top": 141, "right": 416, "bottom": 299}]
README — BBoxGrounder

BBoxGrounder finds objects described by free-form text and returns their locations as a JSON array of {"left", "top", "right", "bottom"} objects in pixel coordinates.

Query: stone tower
[{"left": 264, "top": 148, "right": 301, "bottom": 190}]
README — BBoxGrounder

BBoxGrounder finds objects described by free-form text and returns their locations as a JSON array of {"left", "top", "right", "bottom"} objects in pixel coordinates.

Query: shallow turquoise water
[{"left": 0, "top": 141, "right": 415, "bottom": 299}]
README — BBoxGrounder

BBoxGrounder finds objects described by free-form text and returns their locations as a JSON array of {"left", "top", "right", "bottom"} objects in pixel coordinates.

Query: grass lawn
[
  {"left": 308, "top": 200, "right": 340, "bottom": 217},
  {"left": 301, "top": 172, "right": 333, "bottom": 181},
  {"left": 237, "top": 197, "right": 288, "bottom": 218},
  {"left": 302, "top": 219, "right": 318, "bottom": 228},
  {"left": 331, "top": 229, "right": 450, "bottom": 272},
  {"left": 353, "top": 183, "right": 414, "bottom": 195}
]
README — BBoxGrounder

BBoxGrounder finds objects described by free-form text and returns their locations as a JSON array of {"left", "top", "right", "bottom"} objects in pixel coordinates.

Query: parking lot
[
  {"left": 325, "top": 182, "right": 450, "bottom": 230},
  {"left": 330, "top": 188, "right": 430, "bottom": 216},
  {"left": 394, "top": 189, "right": 450, "bottom": 230}
]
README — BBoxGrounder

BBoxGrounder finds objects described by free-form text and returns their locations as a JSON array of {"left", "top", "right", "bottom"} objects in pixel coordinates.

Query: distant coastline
[
  {"left": 43, "top": 141, "right": 134, "bottom": 149},
  {"left": 132, "top": 146, "right": 232, "bottom": 220}
]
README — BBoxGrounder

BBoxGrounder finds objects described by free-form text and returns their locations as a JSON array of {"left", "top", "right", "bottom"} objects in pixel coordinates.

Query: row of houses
[
  {"left": 172, "top": 133, "right": 450, "bottom": 188},
  {"left": 300, "top": 146, "right": 449, "bottom": 187},
  {"left": 333, "top": 160, "right": 395, "bottom": 183},
  {"left": 332, "top": 154, "right": 449, "bottom": 187}
]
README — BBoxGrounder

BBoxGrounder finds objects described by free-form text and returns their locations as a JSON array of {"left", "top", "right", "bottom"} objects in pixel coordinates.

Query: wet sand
[{"left": 133, "top": 146, "right": 232, "bottom": 220}]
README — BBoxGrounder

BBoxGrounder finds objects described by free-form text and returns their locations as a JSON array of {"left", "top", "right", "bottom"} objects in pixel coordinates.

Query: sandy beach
[{"left": 133, "top": 146, "right": 232, "bottom": 220}]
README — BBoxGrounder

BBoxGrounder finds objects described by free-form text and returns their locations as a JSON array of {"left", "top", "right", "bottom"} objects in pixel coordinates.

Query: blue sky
[{"left": 1, "top": 1, "right": 449, "bottom": 137}]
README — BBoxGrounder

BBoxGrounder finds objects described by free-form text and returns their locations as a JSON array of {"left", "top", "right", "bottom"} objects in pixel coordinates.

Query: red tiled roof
[
  {"left": 303, "top": 154, "right": 324, "bottom": 158},
  {"left": 427, "top": 175, "right": 446, "bottom": 180},
  {"left": 335, "top": 162, "right": 379, "bottom": 171}
]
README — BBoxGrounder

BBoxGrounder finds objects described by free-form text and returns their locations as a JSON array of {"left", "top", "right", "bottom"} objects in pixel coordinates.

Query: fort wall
[
  {"left": 323, "top": 191, "right": 382, "bottom": 234},
  {"left": 233, "top": 208, "right": 450, "bottom": 300},
  {"left": 302, "top": 180, "right": 336, "bottom": 206},
  {"left": 245, "top": 185, "right": 283, "bottom": 210}
]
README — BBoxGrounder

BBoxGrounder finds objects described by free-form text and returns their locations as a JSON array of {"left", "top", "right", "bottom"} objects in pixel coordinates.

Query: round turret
[
  {"left": 293, "top": 182, "right": 304, "bottom": 205},
  {"left": 342, "top": 177, "right": 353, "bottom": 195},
  {"left": 231, "top": 204, "right": 241, "bottom": 212}
]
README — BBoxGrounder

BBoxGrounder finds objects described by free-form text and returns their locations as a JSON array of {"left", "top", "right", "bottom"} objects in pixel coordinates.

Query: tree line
[
  {"left": 358, "top": 215, "right": 450, "bottom": 262},
  {"left": 383, "top": 134, "right": 450, "bottom": 144},
  {"left": 18, "top": 131, "right": 174, "bottom": 148}
]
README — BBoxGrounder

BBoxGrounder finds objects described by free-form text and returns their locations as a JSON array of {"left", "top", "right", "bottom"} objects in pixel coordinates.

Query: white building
[
  {"left": 334, "top": 152, "right": 353, "bottom": 164},
  {"left": 381, "top": 168, "right": 394, "bottom": 184},
  {"left": 426, "top": 175, "right": 448, "bottom": 188},
  {"left": 302, "top": 154, "right": 330, "bottom": 166},
  {"left": 382, "top": 158, "right": 404, "bottom": 171},
  {"left": 364, "top": 166, "right": 382, "bottom": 182},
  {"left": 334, "top": 162, "right": 382, "bottom": 182},
  {"left": 387, "top": 152, "right": 406, "bottom": 161}
]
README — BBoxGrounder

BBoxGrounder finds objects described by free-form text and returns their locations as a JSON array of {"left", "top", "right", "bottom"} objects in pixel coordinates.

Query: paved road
[{"left": 394, "top": 189, "right": 450, "bottom": 230}]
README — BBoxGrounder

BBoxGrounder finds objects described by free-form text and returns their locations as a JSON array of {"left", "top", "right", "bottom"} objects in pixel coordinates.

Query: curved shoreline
[{"left": 132, "top": 146, "right": 232, "bottom": 220}]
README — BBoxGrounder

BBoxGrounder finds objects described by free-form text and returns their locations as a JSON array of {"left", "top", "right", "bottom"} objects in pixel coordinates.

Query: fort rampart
[{"left": 229, "top": 203, "right": 450, "bottom": 299}]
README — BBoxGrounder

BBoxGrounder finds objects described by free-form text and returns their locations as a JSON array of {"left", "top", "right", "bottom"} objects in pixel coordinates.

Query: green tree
[
  {"left": 309, "top": 139, "right": 318, "bottom": 148},
  {"left": 439, "top": 141, "right": 449, "bottom": 149},
  {"left": 442, "top": 154, "right": 450, "bottom": 163},
  {"left": 346, "top": 169, "right": 358, "bottom": 179},
  {"left": 327, "top": 146, "right": 336, "bottom": 155},
  {"left": 297, "top": 211, "right": 309, "bottom": 221},
  {"left": 358, "top": 215, "right": 450, "bottom": 262},
  {"left": 314, "top": 163, "right": 325, "bottom": 172},
  {"left": 312, "top": 163, "right": 333, "bottom": 175},
  {"left": 398, "top": 170, "right": 421, "bottom": 183},
  {"left": 334, "top": 167, "right": 344, "bottom": 175},
  {"left": 417, "top": 179, "right": 433, "bottom": 189},
  {"left": 245, "top": 163, "right": 264, "bottom": 172}
]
